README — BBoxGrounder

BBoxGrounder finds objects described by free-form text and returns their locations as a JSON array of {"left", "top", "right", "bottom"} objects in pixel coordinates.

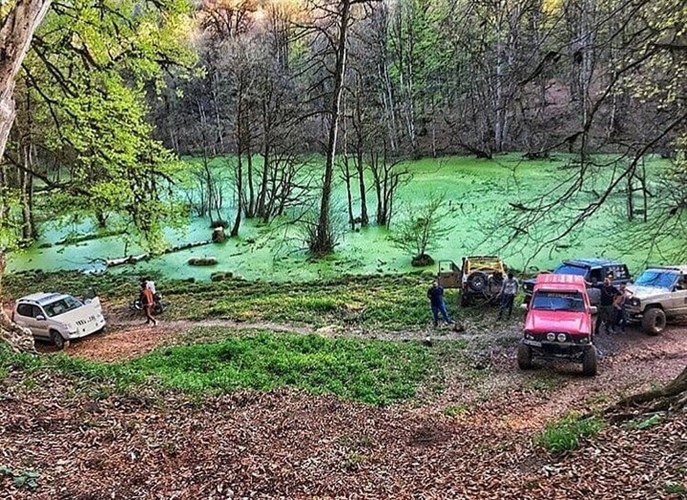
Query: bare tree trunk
[
  {"left": 0, "top": 0, "right": 51, "bottom": 352},
  {"left": 312, "top": 0, "right": 352, "bottom": 255}
]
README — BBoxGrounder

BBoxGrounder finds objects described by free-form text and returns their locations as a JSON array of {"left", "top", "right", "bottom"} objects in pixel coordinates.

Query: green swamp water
[{"left": 6, "top": 154, "right": 675, "bottom": 281}]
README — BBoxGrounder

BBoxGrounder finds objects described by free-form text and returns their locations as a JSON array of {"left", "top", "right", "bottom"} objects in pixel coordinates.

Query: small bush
[{"left": 535, "top": 412, "right": 604, "bottom": 453}]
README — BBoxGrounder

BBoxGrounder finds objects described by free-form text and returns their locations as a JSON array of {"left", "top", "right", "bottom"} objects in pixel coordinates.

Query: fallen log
[{"left": 105, "top": 239, "right": 212, "bottom": 267}]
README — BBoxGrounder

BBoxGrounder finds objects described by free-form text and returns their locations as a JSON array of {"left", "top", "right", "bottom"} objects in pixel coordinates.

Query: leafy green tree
[
  {"left": 5, "top": 0, "right": 194, "bottom": 250},
  {"left": 389, "top": 193, "right": 453, "bottom": 266}
]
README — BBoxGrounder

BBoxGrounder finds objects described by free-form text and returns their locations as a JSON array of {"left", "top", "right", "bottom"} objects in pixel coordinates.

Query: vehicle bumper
[
  {"left": 523, "top": 339, "right": 590, "bottom": 360},
  {"left": 66, "top": 319, "right": 107, "bottom": 340}
]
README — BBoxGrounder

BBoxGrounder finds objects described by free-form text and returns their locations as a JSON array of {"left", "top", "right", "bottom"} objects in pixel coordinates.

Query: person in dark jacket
[
  {"left": 595, "top": 276, "right": 618, "bottom": 334},
  {"left": 427, "top": 281, "right": 453, "bottom": 328}
]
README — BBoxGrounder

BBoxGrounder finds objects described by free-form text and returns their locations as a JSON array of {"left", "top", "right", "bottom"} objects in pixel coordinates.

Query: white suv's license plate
[{"left": 523, "top": 339, "right": 542, "bottom": 347}]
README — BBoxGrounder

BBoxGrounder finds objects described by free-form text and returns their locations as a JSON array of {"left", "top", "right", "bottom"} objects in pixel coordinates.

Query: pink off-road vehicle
[{"left": 518, "top": 274, "right": 598, "bottom": 376}]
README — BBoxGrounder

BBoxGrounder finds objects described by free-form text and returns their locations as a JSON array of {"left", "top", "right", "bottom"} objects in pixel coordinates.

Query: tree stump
[{"left": 212, "top": 226, "right": 226, "bottom": 243}]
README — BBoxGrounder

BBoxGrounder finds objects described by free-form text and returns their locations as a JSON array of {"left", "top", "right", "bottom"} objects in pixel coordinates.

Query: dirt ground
[{"left": 3, "top": 310, "right": 687, "bottom": 498}]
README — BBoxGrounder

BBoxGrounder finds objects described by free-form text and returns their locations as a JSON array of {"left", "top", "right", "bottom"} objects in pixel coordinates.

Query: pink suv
[{"left": 518, "top": 274, "right": 598, "bottom": 376}]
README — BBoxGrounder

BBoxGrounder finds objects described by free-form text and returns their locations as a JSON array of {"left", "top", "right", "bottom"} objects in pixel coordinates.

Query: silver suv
[
  {"left": 13, "top": 292, "right": 106, "bottom": 349},
  {"left": 626, "top": 266, "right": 687, "bottom": 335}
]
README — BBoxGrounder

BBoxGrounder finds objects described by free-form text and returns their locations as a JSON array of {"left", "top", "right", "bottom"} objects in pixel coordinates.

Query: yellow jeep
[{"left": 437, "top": 256, "right": 506, "bottom": 307}]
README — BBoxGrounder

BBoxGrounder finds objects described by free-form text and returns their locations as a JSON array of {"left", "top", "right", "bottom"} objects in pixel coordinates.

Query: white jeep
[
  {"left": 13, "top": 292, "right": 106, "bottom": 349},
  {"left": 626, "top": 266, "right": 687, "bottom": 335}
]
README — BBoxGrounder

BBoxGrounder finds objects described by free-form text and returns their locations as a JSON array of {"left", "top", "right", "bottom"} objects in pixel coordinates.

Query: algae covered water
[{"left": 6, "top": 154, "right": 672, "bottom": 281}]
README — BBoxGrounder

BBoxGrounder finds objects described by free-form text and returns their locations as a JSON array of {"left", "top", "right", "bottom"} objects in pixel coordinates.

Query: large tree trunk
[
  {"left": 312, "top": 0, "right": 352, "bottom": 255},
  {"left": 1, "top": 0, "right": 51, "bottom": 353}
]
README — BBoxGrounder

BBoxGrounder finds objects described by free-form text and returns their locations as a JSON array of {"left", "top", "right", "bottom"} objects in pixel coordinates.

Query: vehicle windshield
[
  {"left": 553, "top": 264, "right": 588, "bottom": 277},
  {"left": 531, "top": 290, "right": 586, "bottom": 312},
  {"left": 42, "top": 295, "right": 82, "bottom": 317},
  {"left": 634, "top": 270, "right": 678, "bottom": 289}
]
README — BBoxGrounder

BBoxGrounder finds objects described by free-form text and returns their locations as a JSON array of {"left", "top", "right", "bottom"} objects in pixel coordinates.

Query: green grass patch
[
  {"left": 2, "top": 329, "right": 438, "bottom": 405},
  {"left": 535, "top": 412, "right": 604, "bottom": 453},
  {"left": 3, "top": 270, "right": 447, "bottom": 331},
  {"left": 129, "top": 329, "right": 434, "bottom": 405}
]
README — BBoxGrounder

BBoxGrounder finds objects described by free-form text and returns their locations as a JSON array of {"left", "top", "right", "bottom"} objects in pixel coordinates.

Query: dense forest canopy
[{"left": 0, "top": 0, "right": 686, "bottom": 258}]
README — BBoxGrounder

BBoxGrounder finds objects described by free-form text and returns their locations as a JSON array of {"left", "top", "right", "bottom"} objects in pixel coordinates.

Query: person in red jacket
[{"left": 140, "top": 282, "right": 158, "bottom": 326}]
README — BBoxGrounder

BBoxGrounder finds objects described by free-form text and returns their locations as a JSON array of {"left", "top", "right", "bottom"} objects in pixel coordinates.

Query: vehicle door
[
  {"left": 437, "top": 261, "right": 461, "bottom": 289},
  {"left": 14, "top": 304, "right": 48, "bottom": 339}
]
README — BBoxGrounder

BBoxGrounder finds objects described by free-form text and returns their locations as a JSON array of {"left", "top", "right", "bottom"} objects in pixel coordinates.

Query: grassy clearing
[
  {"left": 130, "top": 328, "right": 436, "bottom": 404},
  {"left": 3, "top": 270, "right": 467, "bottom": 331},
  {"left": 1, "top": 329, "right": 443, "bottom": 406},
  {"left": 535, "top": 412, "right": 604, "bottom": 453}
]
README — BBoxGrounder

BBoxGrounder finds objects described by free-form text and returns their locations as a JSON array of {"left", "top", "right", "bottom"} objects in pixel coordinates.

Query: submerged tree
[{"left": 389, "top": 192, "right": 453, "bottom": 266}]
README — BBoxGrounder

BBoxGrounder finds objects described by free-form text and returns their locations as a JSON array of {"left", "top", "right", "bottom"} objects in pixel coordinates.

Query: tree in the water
[{"left": 388, "top": 193, "right": 454, "bottom": 267}]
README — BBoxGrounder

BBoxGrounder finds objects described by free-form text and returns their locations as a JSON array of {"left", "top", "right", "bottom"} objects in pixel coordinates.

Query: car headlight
[
  {"left": 546, "top": 332, "right": 556, "bottom": 341},
  {"left": 629, "top": 298, "right": 640, "bottom": 307},
  {"left": 63, "top": 323, "right": 77, "bottom": 333},
  {"left": 557, "top": 333, "right": 567, "bottom": 342},
  {"left": 579, "top": 337, "right": 590, "bottom": 344},
  {"left": 525, "top": 333, "right": 534, "bottom": 340}
]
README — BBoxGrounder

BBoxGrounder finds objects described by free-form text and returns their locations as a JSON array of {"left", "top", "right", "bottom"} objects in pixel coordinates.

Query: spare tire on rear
[{"left": 467, "top": 271, "right": 488, "bottom": 292}]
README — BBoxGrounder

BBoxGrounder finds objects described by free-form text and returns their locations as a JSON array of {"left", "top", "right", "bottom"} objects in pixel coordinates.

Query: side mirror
[
  {"left": 520, "top": 303, "right": 528, "bottom": 310},
  {"left": 589, "top": 306, "right": 598, "bottom": 315},
  {"left": 35, "top": 315, "right": 46, "bottom": 321}
]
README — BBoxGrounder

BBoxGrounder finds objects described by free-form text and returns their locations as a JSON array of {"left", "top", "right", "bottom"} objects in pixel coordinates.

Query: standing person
[
  {"left": 595, "top": 275, "right": 618, "bottom": 334},
  {"left": 612, "top": 282, "right": 632, "bottom": 333},
  {"left": 497, "top": 272, "right": 519, "bottom": 320},
  {"left": 427, "top": 281, "right": 453, "bottom": 328},
  {"left": 140, "top": 282, "right": 158, "bottom": 327}
]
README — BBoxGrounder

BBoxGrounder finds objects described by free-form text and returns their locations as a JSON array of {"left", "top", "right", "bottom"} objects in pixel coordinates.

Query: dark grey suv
[{"left": 523, "top": 258, "right": 632, "bottom": 305}]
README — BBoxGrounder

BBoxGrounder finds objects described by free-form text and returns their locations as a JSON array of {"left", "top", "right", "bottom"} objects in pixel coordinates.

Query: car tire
[
  {"left": 641, "top": 308, "right": 666, "bottom": 336},
  {"left": 50, "top": 330, "right": 67, "bottom": 350},
  {"left": 517, "top": 342, "right": 533, "bottom": 370},
  {"left": 467, "top": 272, "right": 488, "bottom": 293},
  {"left": 582, "top": 347, "right": 598, "bottom": 376}
]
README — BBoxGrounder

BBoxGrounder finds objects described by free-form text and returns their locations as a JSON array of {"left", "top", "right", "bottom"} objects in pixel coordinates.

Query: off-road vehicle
[
  {"left": 437, "top": 255, "right": 505, "bottom": 306},
  {"left": 13, "top": 292, "right": 106, "bottom": 349},
  {"left": 518, "top": 274, "right": 598, "bottom": 376},
  {"left": 523, "top": 258, "right": 631, "bottom": 305},
  {"left": 626, "top": 265, "right": 687, "bottom": 335}
]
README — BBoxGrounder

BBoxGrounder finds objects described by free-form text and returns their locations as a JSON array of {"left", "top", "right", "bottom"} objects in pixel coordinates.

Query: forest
[
  {"left": 1, "top": 0, "right": 687, "bottom": 497},
  {"left": 0, "top": 0, "right": 686, "bottom": 264}
]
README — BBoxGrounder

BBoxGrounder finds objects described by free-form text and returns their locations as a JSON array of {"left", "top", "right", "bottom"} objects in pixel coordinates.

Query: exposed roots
[{"left": 605, "top": 366, "right": 687, "bottom": 422}]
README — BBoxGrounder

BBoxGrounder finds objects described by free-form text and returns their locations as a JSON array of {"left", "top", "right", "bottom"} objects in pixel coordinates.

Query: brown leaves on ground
[{"left": 3, "top": 321, "right": 687, "bottom": 498}]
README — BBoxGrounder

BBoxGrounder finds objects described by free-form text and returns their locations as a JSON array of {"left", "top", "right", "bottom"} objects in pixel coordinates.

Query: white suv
[{"left": 13, "top": 292, "right": 106, "bottom": 349}]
